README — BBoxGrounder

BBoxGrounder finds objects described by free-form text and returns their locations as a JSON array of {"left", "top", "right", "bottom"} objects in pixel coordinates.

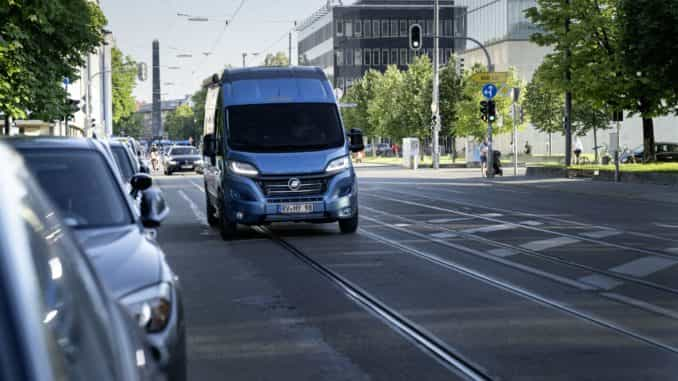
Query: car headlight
[
  {"left": 168, "top": 160, "right": 177, "bottom": 165},
  {"left": 325, "top": 156, "right": 350, "bottom": 174},
  {"left": 120, "top": 283, "right": 172, "bottom": 333},
  {"left": 228, "top": 161, "right": 259, "bottom": 177},
  {"left": 195, "top": 159, "right": 204, "bottom": 165}
]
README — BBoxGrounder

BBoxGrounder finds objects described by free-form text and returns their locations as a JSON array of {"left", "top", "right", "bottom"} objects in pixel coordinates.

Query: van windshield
[{"left": 227, "top": 103, "right": 345, "bottom": 153}]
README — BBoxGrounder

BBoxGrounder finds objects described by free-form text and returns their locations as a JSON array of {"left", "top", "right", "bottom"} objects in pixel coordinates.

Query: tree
[
  {"left": 263, "top": 52, "right": 289, "bottom": 67},
  {"left": 0, "top": 0, "right": 106, "bottom": 127},
  {"left": 113, "top": 112, "right": 144, "bottom": 138},
  {"left": 165, "top": 104, "right": 199, "bottom": 141},
  {"left": 439, "top": 55, "right": 465, "bottom": 141},
  {"left": 398, "top": 55, "right": 433, "bottom": 148},
  {"left": 111, "top": 47, "right": 137, "bottom": 124},
  {"left": 524, "top": 64, "right": 562, "bottom": 155}
]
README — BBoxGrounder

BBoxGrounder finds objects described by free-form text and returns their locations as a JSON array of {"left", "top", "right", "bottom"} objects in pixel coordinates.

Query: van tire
[
  {"left": 218, "top": 201, "right": 237, "bottom": 241},
  {"left": 206, "top": 193, "right": 219, "bottom": 227},
  {"left": 339, "top": 212, "right": 358, "bottom": 234}
]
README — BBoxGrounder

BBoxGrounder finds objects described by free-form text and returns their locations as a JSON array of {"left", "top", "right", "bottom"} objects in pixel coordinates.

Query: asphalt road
[{"left": 155, "top": 168, "right": 678, "bottom": 380}]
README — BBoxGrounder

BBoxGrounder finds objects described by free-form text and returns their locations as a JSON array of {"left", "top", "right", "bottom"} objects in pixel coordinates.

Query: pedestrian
[
  {"left": 479, "top": 139, "right": 489, "bottom": 177},
  {"left": 574, "top": 136, "right": 584, "bottom": 164},
  {"left": 524, "top": 141, "right": 532, "bottom": 155}
]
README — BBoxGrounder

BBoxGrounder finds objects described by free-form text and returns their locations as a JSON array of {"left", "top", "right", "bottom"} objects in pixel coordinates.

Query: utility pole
[
  {"left": 288, "top": 31, "right": 293, "bottom": 66},
  {"left": 512, "top": 88, "right": 520, "bottom": 176},
  {"left": 431, "top": 0, "right": 441, "bottom": 169},
  {"left": 242, "top": 53, "right": 247, "bottom": 68},
  {"left": 564, "top": 0, "right": 572, "bottom": 166}
]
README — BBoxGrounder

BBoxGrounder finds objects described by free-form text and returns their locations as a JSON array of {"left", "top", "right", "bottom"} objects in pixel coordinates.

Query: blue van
[{"left": 201, "top": 67, "right": 364, "bottom": 240}]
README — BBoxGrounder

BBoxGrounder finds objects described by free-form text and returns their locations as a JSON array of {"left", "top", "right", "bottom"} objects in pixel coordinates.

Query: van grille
[{"left": 258, "top": 176, "right": 327, "bottom": 198}]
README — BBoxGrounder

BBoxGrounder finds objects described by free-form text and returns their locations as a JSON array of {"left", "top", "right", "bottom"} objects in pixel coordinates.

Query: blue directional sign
[
  {"left": 482, "top": 83, "right": 498, "bottom": 99},
  {"left": 63, "top": 77, "right": 70, "bottom": 87}
]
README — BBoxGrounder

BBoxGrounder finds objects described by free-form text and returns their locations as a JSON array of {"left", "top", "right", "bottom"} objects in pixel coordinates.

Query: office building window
[
  {"left": 400, "top": 20, "right": 407, "bottom": 36},
  {"left": 364, "top": 49, "right": 371, "bottom": 65},
  {"left": 390, "top": 20, "right": 398, "bottom": 37},
  {"left": 373, "top": 20, "right": 380, "bottom": 37},
  {"left": 391, "top": 49, "right": 398, "bottom": 66},
  {"left": 345, "top": 21, "right": 353, "bottom": 37},
  {"left": 346, "top": 79, "right": 353, "bottom": 89},
  {"left": 372, "top": 50, "right": 380, "bottom": 66},
  {"left": 382, "top": 20, "right": 389, "bottom": 37},
  {"left": 400, "top": 49, "right": 407, "bottom": 66},
  {"left": 426, "top": 19, "right": 433, "bottom": 36},
  {"left": 335, "top": 50, "right": 344, "bottom": 65},
  {"left": 364, "top": 20, "right": 371, "bottom": 37},
  {"left": 408, "top": 49, "right": 414, "bottom": 64},
  {"left": 443, "top": 20, "right": 452, "bottom": 37},
  {"left": 336, "top": 20, "right": 344, "bottom": 36},
  {"left": 382, "top": 49, "right": 389, "bottom": 65},
  {"left": 355, "top": 49, "right": 362, "bottom": 66},
  {"left": 345, "top": 48, "right": 354, "bottom": 65},
  {"left": 354, "top": 19, "right": 362, "bottom": 37},
  {"left": 337, "top": 78, "right": 345, "bottom": 91}
]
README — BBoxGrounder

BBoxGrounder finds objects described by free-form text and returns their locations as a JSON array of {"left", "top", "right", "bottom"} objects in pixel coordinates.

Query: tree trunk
[
  {"left": 642, "top": 117, "right": 655, "bottom": 162},
  {"left": 451, "top": 135, "right": 456, "bottom": 163},
  {"left": 548, "top": 132, "right": 552, "bottom": 157},
  {"left": 593, "top": 125, "right": 598, "bottom": 164},
  {"left": 3, "top": 115, "right": 9, "bottom": 136},
  {"left": 371, "top": 137, "right": 376, "bottom": 157}
]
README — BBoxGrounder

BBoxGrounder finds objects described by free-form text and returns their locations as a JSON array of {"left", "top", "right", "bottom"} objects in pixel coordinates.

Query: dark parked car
[
  {"left": 620, "top": 142, "right": 678, "bottom": 163},
  {"left": 6, "top": 137, "right": 186, "bottom": 381},
  {"left": 376, "top": 143, "right": 394, "bottom": 157},
  {"left": 163, "top": 146, "right": 202, "bottom": 175},
  {"left": 0, "top": 142, "right": 162, "bottom": 381}
]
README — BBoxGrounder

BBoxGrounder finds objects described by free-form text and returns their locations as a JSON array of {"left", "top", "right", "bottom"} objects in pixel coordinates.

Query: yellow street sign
[{"left": 470, "top": 72, "right": 510, "bottom": 84}]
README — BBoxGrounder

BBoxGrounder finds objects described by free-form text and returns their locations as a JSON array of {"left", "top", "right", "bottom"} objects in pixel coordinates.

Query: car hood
[
  {"left": 73, "top": 225, "right": 162, "bottom": 299},
  {"left": 168, "top": 154, "right": 200, "bottom": 160},
  {"left": 229, "top": 146, "right": 347, "bottom": 175}
]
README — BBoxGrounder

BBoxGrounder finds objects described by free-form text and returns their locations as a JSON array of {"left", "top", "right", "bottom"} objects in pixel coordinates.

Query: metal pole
[
  {"left": 242, "top": 53, "right": 247, "bottom": 68},
  {"left": 487, "top": 120, "right": 494, "bottom": 177},
  {"left": 513, "top": 103, "right": 518, "bottom": 176},
  {"left": 614, "top": 121, "right": 621, "bottom": 181},
  {"left": 432, "top": 0, "right": 441, "bottom": 169},
  {"left": 564, "top": 0, "right": 572, "bottom": 166},
  {"left": 288, "top": 31, "right": 292, "bottom": 66}
]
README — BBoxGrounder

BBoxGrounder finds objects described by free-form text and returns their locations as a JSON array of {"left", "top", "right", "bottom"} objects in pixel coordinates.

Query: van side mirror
[{"left": 349, "top": 128, "right": 364, "bottom": 153}]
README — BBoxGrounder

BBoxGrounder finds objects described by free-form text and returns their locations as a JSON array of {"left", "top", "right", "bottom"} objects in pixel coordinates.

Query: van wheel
[
  {"left": 206, "top": 192, "right": 219, "bottom": 227},
  {"left": 218, "top": 201, "right": 237, "bottom": 241},
  {"left": 339, "top": 212, "right": 358, "bottom": 234}
]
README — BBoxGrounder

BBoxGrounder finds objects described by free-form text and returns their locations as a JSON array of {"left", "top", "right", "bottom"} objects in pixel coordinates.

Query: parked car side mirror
[
  {"left": 139, "top": 164, "right": 150, "bottom": 174},
  {"left": 130, "top": 173, "right": 152, "bottom": 193},
  {"left": 348, "top": 128, "right": 364, "bottom": 153},
  {"left": 140, "top": 187, "right": 169, "bottom": 228}
]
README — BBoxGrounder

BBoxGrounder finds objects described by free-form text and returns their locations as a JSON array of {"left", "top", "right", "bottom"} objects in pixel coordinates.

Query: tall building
[
  {"left": 297, "top": 0, "right": 465, "bottom": 91},
  {"left": 137, "top": 96, "right": 192, "bottom": 139}
]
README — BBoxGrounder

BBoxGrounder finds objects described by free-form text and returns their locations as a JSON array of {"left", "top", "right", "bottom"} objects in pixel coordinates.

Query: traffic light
[
  {"left": 409, "top": 24, "right": 422, "bottom": 51},
  {"left": 488, "top": 100, "right": 497, "bottom": 122},
  {"left": 519, "top": 106, "right": 525, "bottom": 124},
  {"left": 137, "top": 62, "right": 148, "bottom": 82},
  {"left": 480, "top": 100, "right": 488, "bottom": 122},
  {"left": 66, "top": 99, "right": 80, "bottom": 121}
]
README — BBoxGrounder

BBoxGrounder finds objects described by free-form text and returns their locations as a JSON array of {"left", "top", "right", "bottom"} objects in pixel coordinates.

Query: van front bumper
[{"left": 221, "top": 170, "right": 358, "bottom": 225}]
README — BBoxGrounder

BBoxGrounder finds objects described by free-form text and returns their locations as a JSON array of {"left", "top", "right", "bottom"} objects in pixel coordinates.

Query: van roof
[{"left": 221, "top": 66, "right": 327, "bottom": 83}]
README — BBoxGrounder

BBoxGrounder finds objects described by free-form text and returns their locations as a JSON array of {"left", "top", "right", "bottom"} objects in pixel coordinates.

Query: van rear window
[{"left": 227, "top": 103, "right": 345, "bottom": 153}]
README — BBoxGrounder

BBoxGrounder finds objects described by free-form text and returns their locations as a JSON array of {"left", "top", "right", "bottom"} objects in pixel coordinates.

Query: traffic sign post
[
  {"left": 482, "top": 83, "right": 497, "bottom": 178},
  {"left": 471, "top": 72, "right": 509, "bottom": 84}
]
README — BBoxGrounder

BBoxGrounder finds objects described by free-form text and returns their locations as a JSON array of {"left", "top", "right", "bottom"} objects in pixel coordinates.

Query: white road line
[
  {"left": 428, "top": 217, "right": 473, "bottom": 224},
  {"left": 609, "top": 256, "right": 678, "bottom": 278},
  {"left": 394, "top": 223, "right": 410, "bottom": 227},
  {"left": 521, "top": 237, "right": 580, "bottom": 252},
  {"left": 178, "top": 189, "right": 208, "bottom": 227},
  {"left": 189, "top": 181, "right": 205, "bottom": 192},
  {"left": 654, "top": 223, "right": 678, "bottom": 229},
  {"left": 580, "top": 230, "right": 622, "bottom": 239},
  {"left": 487, "top": 248, "right": 519, "bottom": 258},
  {"left": 521, "top": 220, "right": 544, "bottom": 226},
  {"left": 479, "top": 213, "right": 503, "bottom": 217},
  {"left": 430, "top": 232, "right": 457, "bottom": 239},
  {"left": 602, "top": 293, "right": 678, "bottom": 320},
  {"left": 578, "top": 274, "right": 624, "bottom": 291},
  {"left": 461, "top": 224, "right": 515, "bottom": 234}
]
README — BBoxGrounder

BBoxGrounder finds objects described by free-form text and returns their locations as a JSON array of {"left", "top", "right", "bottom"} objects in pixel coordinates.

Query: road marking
[
  {"left": 654, "top": 223, "right": 678, "bottom": 229},
  {"left": 427, "top": 217, "right": 473, "bottom": 224},
  {"left": 521, "top": 220, "right": 544, "bottom": 226},
  {"left": 609, "top": 256, "right": 678, "bottom": 277},
  {"left": 602, "top": 293, "right": 678, "bottom": 320},
  {"left": 178, "top": 189, "right": 208, "bottom": 226},
  {"left": 487, "top": 248, "right": 519, "bottom": 258},
  {"left": 578, "top": 274, "right": 624, "bottom": 290},
  {"left": 479, "top": 213, "right": 503, "bottom": 217},
  {"left": 580, "top": 230, "right": 622, "bottom": 239},
  {"left": 430, "top": 232, "right": 457, "bottom": 239},
  {"left": 394, "top": 223, "right": 410, "bottom": 227},
  {"left": 462, "top": 224, "right": 515, "bottom": 234},
  {"left": 521, "top": 237, "right": 579, "bottom": 251},
  {"left": 189, "top": 181, "right": 205, "bottom": 192}
]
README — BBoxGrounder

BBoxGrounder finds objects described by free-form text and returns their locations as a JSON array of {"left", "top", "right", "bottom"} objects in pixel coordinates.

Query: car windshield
[
  {"left": 111, "top": 146, "right": 134, "bottom": 181},
  {"left": 170, "top": 147, "right": 198, "bottom": 156},
  {"left": 20, "top": 149, "right": 133, "bottom": 228},
  {"left": 227, "top": 103, "right": 344, "bottom": 153}
]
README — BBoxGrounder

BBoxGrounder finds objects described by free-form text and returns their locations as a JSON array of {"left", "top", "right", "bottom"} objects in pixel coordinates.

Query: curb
[{"left": 526, "top": 166, "right": 678, "bottom": 186}]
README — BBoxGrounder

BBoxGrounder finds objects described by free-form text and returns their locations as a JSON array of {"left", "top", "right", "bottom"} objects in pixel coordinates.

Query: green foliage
[
  {"left": 113, "top": 112, "right": 144, "bottom": 138},
  {"left": 341, "top": 69, "right": 380, "bottom": 137},
  {"left": 111, "top": 47, "right": 137, "bottom": 124},
  {"left": 263, "top": 52, "right": 289, "bottom": 66},
  {"left": 0, "top": 0, "right": 107, "bottom": 120},
  {"left": 439, "top": 55, "right": 464, "bottom": 138},
  {"left": 524, "top": 65, "right": 562, "bottom": 135},
  {"left": 165, "top": 104, "right": 200, "bottom": 141},
  {"left": 397, "top": 55, "right": 433, "bottom": 140}
]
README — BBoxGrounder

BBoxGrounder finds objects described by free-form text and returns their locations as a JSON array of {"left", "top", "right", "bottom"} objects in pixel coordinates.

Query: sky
[{"left": 101, "top": 0, "right": 351, "bottom": 103}]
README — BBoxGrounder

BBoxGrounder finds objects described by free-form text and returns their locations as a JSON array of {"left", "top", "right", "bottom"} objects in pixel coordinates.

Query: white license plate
[
  {"left": 181, "top": 165, "right": 193, "bottom": 169},
  {"left": 280, "top": 203, "right": 313, "bottom": 214}
]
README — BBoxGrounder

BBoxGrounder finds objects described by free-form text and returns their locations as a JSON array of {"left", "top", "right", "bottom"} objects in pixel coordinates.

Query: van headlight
[
  {"left": 168, "top": 160, "right": 177, "bottom": 165},
  {"left": 120, "top": 283, "right": 172, "bottom": 333},
  {"left": 325, "top": 156, "right": 350, "bottom": 174},
  {"left": 228, "top": 161, "right": 259, "bottom": 177}
]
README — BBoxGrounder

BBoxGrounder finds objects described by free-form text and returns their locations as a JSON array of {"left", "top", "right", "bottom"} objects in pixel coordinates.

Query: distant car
[
  {"left": 163, "top": 146, "right": 202, "bottom": 175},
  {"left": 0, "top": 142, "right": 162, "bottom": 381},
  {"left": 620, "top": 142, "right": 678, "bottom": 163},
  {"left": 6, "top": 137, "right": 186, "bottom": 381},
  {"left": 376, "top": 143, "right": 394, "bottom": 157}
]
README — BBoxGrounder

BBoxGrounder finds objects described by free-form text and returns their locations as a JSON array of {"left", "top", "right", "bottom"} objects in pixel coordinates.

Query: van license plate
[
  {"left": 280, "top": 203, "right": 313, "bottom": 214},
  {"left": 181, "top": 165, "right": 193, "bottom": 169}
]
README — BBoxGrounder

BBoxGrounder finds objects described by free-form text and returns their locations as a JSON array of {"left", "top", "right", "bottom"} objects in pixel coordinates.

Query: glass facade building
[
  {"left": 454, "top": 0, "right": 539, "bottom": 47},
  {"left": 297, "top": 0, "right": 465, "bottom": 91}
]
